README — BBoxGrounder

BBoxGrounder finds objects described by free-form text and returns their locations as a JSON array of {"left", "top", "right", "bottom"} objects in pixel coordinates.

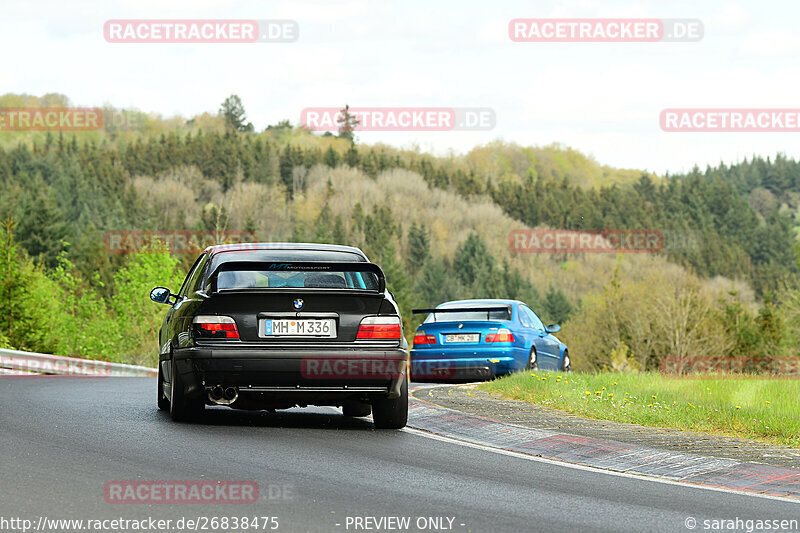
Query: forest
[{"left": 1, "top": 92, "right": 799, "bottom": 372}]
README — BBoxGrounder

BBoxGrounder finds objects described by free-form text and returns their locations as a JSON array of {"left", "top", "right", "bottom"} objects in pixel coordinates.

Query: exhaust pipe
[{"left": 208, "top": 385, "right": 238, "bottom": 405}]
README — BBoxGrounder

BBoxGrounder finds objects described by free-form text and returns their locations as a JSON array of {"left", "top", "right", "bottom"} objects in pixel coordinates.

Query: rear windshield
[
  {"left": 217, "top": 269, "right": 380, "bottom": 290},
  {"left": 206, "top": 249, "right": 370, "bottom": 290},
  {"left": 423, "top": 306, "right": 511, "bottom": 323}
]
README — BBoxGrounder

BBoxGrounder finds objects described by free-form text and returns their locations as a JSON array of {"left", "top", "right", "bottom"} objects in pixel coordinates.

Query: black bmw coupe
[{"left": 150, "top": 243, "right": 409, "bottom": 428}]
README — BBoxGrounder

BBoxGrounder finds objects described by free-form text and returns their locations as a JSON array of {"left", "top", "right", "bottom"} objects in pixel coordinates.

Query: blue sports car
[{"left": 410, "top": 299, "right": 569, "bottom": 380}]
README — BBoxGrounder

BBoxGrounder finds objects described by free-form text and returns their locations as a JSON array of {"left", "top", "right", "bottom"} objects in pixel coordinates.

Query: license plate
[
  {"left": 260, "top": 319, "right": 336, "bottom": 337},
  {"left": 445, "top": 334, "right": 479, "bottom": 343}
]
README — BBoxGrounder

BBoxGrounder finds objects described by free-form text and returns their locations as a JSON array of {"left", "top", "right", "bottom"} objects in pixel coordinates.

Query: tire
[
  {"left": 157, "top": 361, "right": 169, "bottom": 411},
  {"left": 169, "top": 357, "right": 204, "bottom": 422},
  {"left": 560, "top": 351, "right": 572, "bottom": 373},
  {"left": 342, "top": 401, "right": 371, "bottom": 417},
  {"left": 372, "top": 378, "right": 408, "bottom": 429},
  {"left": 526, "top": 348, "right": 538, "bottom": 371}
]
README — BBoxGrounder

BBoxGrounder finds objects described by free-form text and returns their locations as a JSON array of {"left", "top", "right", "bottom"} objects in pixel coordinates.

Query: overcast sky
[{"left": 2, "top": 0, "right": 799, "bottom": 175}]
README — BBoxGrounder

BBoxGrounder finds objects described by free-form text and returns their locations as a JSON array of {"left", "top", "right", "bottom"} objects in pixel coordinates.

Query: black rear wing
[
  {"left": 208, "top": 261, "right": 385, "bottom": 293},
  {"left": 412, "top": 306, "right": 511, "bottom": 321}
]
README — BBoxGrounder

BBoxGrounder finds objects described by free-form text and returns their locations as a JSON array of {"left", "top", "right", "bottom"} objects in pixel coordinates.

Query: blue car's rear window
[{"left": 424, "top": 307, "right": 511, "bottom": 322}]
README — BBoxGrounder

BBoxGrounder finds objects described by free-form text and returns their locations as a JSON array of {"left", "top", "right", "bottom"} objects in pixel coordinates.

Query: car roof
[{"left": 204, "top": 242, "right": 368, "bottom": 258}]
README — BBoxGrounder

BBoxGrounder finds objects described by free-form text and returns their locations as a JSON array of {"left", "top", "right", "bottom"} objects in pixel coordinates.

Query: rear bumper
[
  {"left": 410, "top": 346, "right": 524, "bottom": 379},
  {"left": 171, "top": 345, "right": 408, "bottom": 403}
]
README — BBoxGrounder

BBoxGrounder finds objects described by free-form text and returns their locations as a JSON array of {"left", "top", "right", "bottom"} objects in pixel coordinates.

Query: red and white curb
[{"left": 406, "top": 392, "right": 800, "bottom": 500}]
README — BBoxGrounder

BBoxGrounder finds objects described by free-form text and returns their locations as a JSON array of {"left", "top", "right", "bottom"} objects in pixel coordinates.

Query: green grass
[{"left": 478, "top": 371, "right": 800, "bottom": 448}]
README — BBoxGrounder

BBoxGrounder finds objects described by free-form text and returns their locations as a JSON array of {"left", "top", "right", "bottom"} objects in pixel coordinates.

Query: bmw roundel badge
[{"left": 293, "top": 298, "right": 304, "bottom": 310}]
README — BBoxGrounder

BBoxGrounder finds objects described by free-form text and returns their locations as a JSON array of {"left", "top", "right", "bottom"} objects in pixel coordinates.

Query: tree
[
  {"left": 543, "top": 285, "right": 573, "bottom": 325},
  {"left": 378, "top": 243, "right": 414, "bottom": 335},
  {"left": 413, "top": 257, "right": 459, "bottom": 308},
  {"left": 345, "top": 144, "right": 359, "bottom": 167},
  {"left": 199, "top": 202, "right": 229, "bottom": 232},
  {"left": 323, "top": 146, "right": 340, "bottom": 168},
  {"left": 453, "top": 232, "right": 494, "bottom": 288},
  {"left": 332, "top": 215, "right": 348, "bottom": 244},
  {"left": 406, "top": 221, "right": 430, "bottom": 274},
  {"left": 362, "top": 205, "right": 397, "bottom": 260},
  {"left": 265, "top": 119, "right": 292, "bottom": 132},
  {"left": 220, "top": 94, "right": 254, "bottom": 132},
  {"left": 107, "top": 247, "right": 184, "bottom": 366},
  {"left": 0, "top": 216, "right": 60, "bottom": 352},
  {"left": 337, "top": 104, "right": 360, "bottom": 143},
  {"left": 16, "top": 188, "right": 68, "bottom": 268},
  {"left": 500, "top": 260, "right": 540, "bottom": 307},
  {"left": 311, "top": 204, "right": 334, "bottom": 243}
]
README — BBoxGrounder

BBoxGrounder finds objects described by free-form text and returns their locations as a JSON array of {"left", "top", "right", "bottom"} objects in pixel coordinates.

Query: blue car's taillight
[
  {"left": 413, "top": 331, "right": 437, "bottom": 346},
  {"left": 485, "top": 328, "right": 514, "bottom": 343}
]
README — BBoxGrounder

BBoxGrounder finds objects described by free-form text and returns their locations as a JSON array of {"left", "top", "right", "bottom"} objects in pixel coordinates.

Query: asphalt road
[{"left": 1, "top": 378, "right": 798, "bottom": 533}]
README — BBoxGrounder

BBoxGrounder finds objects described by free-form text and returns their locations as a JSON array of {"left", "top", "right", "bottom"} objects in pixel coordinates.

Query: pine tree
[
  {"left": 378, "top": 243, "right": 414, "bottom": 334},
  {"left": 362, "top": 205, "right": 397, "bottom": 260},
  {"left": 311, "top": 204, "right": 334, "bottom": 243},
  {"left": 406, "top": 221, "right": 430, "bottom": 274},
  {"left": 453, "top": 232, "right": 494, "bottom": 287},
  {"left": 17, "top": 189, "right": 68, "bottom": 268},
  {"left": 336, "top": 104, "right": 360, "bottom": 143},
  {"left": 220, "top": 94, "right": 254, "bottom": 132},
  {"left": 332, "top": 215, "right": 348, "bottom": 244},
  {"left": 543, "top": 285, "right": 573, "bottom": 325},
  {"left": 345, "top": 144, "right": 359, "bottom": 167},
  {"left": 413, "top": 257, "right": 459, "bottom": 308},
  {"left": 323, "top": 146, "right": 340, "bottom": 168}
]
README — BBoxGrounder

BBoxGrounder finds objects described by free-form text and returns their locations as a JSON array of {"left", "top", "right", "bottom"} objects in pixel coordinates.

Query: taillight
[
  {"left": 413, "top": 331, "right": 437, "bottom": 345},
  {"left": 193, "top": 315, "right": 239, "bottom": 339},
  {"left": 356, "top": 316, "right": 402, "bottom": 340},
  {"left": 485, "top": 328, "right": 514, "bottom": 343}
]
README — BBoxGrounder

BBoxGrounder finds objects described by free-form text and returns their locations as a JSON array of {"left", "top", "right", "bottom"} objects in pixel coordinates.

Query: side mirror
[
  {"left": 150, "top": 287, "right": 173, "bottom": 305},
  {"left": 546, "top": 324, "right": 561, "bottom": 334}
]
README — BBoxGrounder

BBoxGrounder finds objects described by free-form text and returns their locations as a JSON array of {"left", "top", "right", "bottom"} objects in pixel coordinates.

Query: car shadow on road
[{"left": 157, "top": 407, "right": 377, "bottom": 430}]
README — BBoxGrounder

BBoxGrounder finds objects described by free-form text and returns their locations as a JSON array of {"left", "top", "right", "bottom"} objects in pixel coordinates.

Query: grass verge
[{"left": 478, "top": 371, "right": 800, "bottom": 448}]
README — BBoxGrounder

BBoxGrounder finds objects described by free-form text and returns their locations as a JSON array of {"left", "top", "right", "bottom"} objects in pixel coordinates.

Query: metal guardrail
[{"left": 0, "top": 348, "right": 157, "bottom": 377}]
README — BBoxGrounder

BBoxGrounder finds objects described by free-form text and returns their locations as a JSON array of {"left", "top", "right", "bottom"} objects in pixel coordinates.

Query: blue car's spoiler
[{"left": 412, "top": 306, "right": 511, "bottom": 321}]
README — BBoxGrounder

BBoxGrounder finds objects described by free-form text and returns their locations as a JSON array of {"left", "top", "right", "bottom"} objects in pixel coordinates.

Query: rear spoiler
[
  {"left": 412, "top": 306, "right": 511, "bottom": 321},
  {"left": 208, "top": 261, "right": 385, "bottom": 293}
]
